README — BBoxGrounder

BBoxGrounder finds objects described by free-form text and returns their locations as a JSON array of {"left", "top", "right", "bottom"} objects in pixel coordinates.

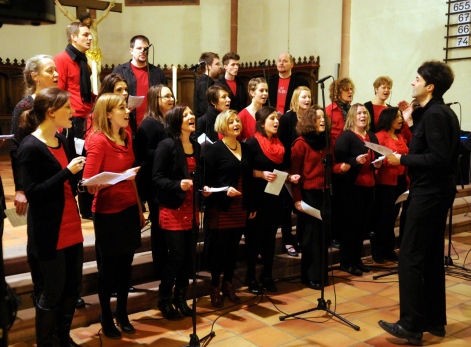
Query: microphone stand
[
  {"left": 183, "top": 170, "right": 215, "bottom": 347},
  {"left": 279, "top": 78, "right": 360, "bottom": 331}
]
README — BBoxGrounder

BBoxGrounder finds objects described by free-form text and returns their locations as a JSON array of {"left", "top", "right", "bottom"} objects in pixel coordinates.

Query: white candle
[{"left": 172, "top": 65, "right": 177, "bottom": 102}]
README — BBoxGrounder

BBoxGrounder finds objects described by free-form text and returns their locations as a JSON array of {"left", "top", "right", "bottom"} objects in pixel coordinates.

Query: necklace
[{"left": 223, "top": 139, "right": 238, "bottom": 151}]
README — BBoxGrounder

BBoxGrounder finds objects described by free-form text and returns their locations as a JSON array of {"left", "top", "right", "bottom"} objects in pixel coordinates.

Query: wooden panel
[{"left": 125, "top": 0, "right": 199, "bottom": 6}]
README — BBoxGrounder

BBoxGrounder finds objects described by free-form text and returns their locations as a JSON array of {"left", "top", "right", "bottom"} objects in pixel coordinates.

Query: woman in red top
[
  {"left": 291, "top": 106, "right": 347, "bottom": 289},
  {"left": 238, "top": 77, "right": 268, "bottom": 141},
  {"left": 152, "top": 105, "right": 202, "bottom": 320},
  {"left": 18, "top": 87, "right": 85, "bottom": 346},
  {"left": 371, "top": 107, "right": 409, "bottom": 263},
  {"left": 334, "top": 103, "right": 382, "bottom": 276},
  {"left": 83, "top": 93, "right": 144, "bottom": 339}
]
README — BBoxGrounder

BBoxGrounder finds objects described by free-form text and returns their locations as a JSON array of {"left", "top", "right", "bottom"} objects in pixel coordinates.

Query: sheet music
[
  {"left": 0, "top": 134, "right": 14, "bottom": 140},
  {"left": 74, "top": 138, "right": 85, "bottom": 155},
  {"left": 127, "top": 95, "right": 145, "bottom": 109},
  {"left": 207, "top": 186, "right": 229, "bottom": 192},
  {"left": 264, "top": 170, "right": 288, "bottom": 196},
  {"left": 395, "top": 190, "right": 409, "bottom": 204},
  {"left": 300, "top": 201, "right": 322, "bottom": 220},
  {"left": 5, "top": 207, "right": 28, "bottom": 227},
  {"left": 82, "top": 168, "right": 138, "bottom": 186},
  {"left": 364, "top": 141, "right": 393, "bottom": 156}
]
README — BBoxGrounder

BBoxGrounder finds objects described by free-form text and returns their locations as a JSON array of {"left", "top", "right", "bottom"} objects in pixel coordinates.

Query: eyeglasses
[{"left": 158, "top": 95, "right": 174, "bottom": 100}]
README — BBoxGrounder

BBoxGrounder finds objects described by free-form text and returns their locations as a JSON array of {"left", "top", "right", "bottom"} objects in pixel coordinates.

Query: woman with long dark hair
[
  {"left": 152, "top": 105, "right": 202, "bottom": 320},
  {"left": 245, "top": 106, "right": 299, "bottom": 293},
  {"left": 83, "top": 93, "right": 144, "bottom": 338},
  {"left": 18, "top": 87, "right": 85, "bottom": 346},
  {"left": 136, "top": 84, "right": 175, "bottom": 280},
  {"left": 10, "top": 54, "right": 59, "bottom": 308}
]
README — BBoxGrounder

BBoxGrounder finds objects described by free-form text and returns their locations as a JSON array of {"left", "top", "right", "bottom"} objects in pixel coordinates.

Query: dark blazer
[
  {"left": 196, "top": 106, "right": 220, "bottom": 143},
  {"left": 268, "top": 74, "right": 310, "bottom": 114},
  {"left": 135, "top": 117, "right": 167, "bottom": 201},
  {"left": 112, "top": 61, "right": 168, "bottom": 137},
  {"left": 194, "top": 74, "right": 216, "bottom": 117},
  {"left": 18, "top": 134, "right": 76, "bottom": 261},
  {"left": 204, "top": 140, "right": 255, "bottom": 212},
  {"left": 215, "top": 75, "right": 247, "bottom": 112},
  {"left": 334, "top": 129, "right": 379, "bottom": 185},
  {"left": 152, "top": 137, "right": 202, "bottom": 209}
]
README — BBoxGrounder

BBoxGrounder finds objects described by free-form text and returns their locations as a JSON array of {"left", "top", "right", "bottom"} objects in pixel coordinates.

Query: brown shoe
[
  {"left": 221, "top": 281, "right": 242, "bottom": 304},
  {"left": 209, "top": 284, "right": 223, "bottom": 308}
]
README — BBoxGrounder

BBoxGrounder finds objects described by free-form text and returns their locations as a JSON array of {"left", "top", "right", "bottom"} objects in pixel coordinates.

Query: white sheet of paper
[
  {"left": 74, "top": 138, "right": 85, "bottom": 155},
  {"left": 300, "top": 201, "right": 322, "bottom": 220},
  {"left": 208, "top": 186, "right": 229, "bottom": 192},
  {"left": 82, "top": 168, "right": 137, "bottom": 186},
  {"left": 128, "top": 95, "right": 145, "bottom": 109},
  {"left": 5, "top": 207, "right": 28, "bottom": 227},
  {"left": 364, "top": 141, "right": 393, "bottom": 156},
  {"left": 264, "top": 170, "right": 288, "bottom": 196},
  {"left": 395, "top": 190, "right": 409, "bottom": 204},
  {"left": 371, "top": 155, "right": 385, "bottom": 164},
  {"left": 0, "top": 134, "right": 14, "bottom": 140}
]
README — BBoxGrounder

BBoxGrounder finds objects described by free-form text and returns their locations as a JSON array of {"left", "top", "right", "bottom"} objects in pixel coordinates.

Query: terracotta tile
[{"left": 241, "top": 326, "right": 297, "bottom": 346}]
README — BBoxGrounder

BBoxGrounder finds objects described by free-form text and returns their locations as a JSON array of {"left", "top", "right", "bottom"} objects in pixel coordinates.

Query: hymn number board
[{"left": 445, "top": 0, "right": 471, "bottom": 61}]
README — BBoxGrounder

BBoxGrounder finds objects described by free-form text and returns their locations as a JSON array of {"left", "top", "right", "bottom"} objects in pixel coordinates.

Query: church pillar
[
  {"left": 340, "top": 0, "right": 351, "bottom": 78},
  {"left": 231, "top": 0, "right": 238, "bottom": 52}
]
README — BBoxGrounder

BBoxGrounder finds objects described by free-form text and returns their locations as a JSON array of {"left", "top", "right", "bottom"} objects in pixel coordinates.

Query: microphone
[
  {"left": 143, "top": 44, "right": 153, "bottom": 52},
  {"left": 189, "top": 61, "right": 206, "bottom": 71},
  {"left": 316, "top": 75, "right": 333, "bottom": 84},
  {"left": 446, "top": 102, "right": 458, "bottom": 106},
  {"left": 259, "top": 59, "right": 268, "bottom": 67}
]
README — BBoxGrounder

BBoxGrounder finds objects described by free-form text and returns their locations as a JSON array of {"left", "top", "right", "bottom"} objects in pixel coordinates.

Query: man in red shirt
[
  {"left": 113, "top": 35, "right": 167, "bottom": 139},
  {"left": 268, "top": 52, "right": 310, "bottom": 115},
  {"left": 54, "top": 22, "right": 94, "bottom": 139},
  {"left": 215, "top": 52, "right": 247, "bottom": 112}
]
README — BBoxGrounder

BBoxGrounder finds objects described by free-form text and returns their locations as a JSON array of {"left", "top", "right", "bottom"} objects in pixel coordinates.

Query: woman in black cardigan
[
  {"left": 334, "top": 103, "right": 381, "bottom": 276},
  {"left": 18, "top": 87, "right": 86, "bottom": 346},
  {"left": 245, "top": 106, "right": 299, "bottom": 293},
  {"left": 152, "top": 105, "right": 202, "bottom": 320},
  {"left": 204, "top": 109, "right": 255, "bottom": 307}
]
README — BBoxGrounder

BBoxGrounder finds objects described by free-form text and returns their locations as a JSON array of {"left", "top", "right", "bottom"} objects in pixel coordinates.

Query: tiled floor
[{"left": 2, "top": 156, "right": 471, "bottom": 346}]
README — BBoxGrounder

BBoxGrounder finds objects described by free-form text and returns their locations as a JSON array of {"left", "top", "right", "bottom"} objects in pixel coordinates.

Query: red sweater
[
  {"left": 375, "top": 130, "right": 409, "bottom": 186},
  {"left": 290, "top": 136, "right": 343, "bottom": 203},
  {"left": 83, "top": 131, "right": 137, "bottom": 213},
  {"left": 325, "top": 102, "right": 345, "bottom": 145},
  {"left": 54, "top": 51, "right": 93, "bottom": 119}
]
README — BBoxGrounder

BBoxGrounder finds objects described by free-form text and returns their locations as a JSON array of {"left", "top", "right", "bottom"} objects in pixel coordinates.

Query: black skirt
[{"left": 93, "top": 204, "right": 141, "bottom": 257}]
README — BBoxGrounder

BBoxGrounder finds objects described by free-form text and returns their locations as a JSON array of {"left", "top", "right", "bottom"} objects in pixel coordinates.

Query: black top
[
  {"left": 268, "top": 74, "right": 310, "bottom": 114},
  {"left": 152, "top": 137, "right": 202, "bottom": 209},
  {"left": 400, "top": 97, "right": 460, "bottom": 197},
  {"left": 112, "top": 61, "right": 168, "bottom": 137},
  {"left": 18, "top": 134, "right": 76, "bottom": 261},
  {"left": 204, "top": 140, "right": 255, "bottom": 212},
  {"left": 215, "top": 75, "right": 248, "bottom": 112},
  {"left": 334, "top": 129, "right": 379, "bottom": 185},
  {"left": 278, "top": 110, "right": 299, "bottom": 165},
  {"left": 135, "top": 116, "right": 167, "bottom": 201},
  {"left": 194, "top": 74, "right": 216, "bottom": 117},
  {"left": 196, "top": 106, "right": 220, "bottom": 143}
]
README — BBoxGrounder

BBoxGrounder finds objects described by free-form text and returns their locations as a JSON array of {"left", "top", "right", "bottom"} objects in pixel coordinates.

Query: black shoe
[
  {"left": 356, "top": 263, "right": 371, "bottom": 273},
  {"left": 283, "top": 245, "right": 298, "bottom": 257},
  {"left": 247, "top": 280, "right": 263, "bottom": 295},
  {"left": 378, "top": 320, "right": 423, "bottom": 346},
  {"left": 157, "top": 298, "right": 184, "bottom": 321},
  {"left": 340, "top": 264, "right": 363, "bottom": 276},
  {"left": 426, "top": 325, "right": 446, "bottom": 337},
  {"left": 100, "top": 316, "right": 122, "bottom": 339},
  {"left": 114, "top": 310, "right": 136, "bottom": 334},
  {"left": 75, "top": 297, "right": 85, "bottom": 308},
  {"left": 261, "top": 277, "right": 278, "bottom": 292},
  {"left": 305, "top": 281, "right": 322, "bottom": 290}
]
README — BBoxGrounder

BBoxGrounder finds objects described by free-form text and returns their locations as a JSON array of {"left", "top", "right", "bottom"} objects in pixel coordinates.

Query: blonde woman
[{"left": 238, "top": 77, "right": 268, "bottom": 141}]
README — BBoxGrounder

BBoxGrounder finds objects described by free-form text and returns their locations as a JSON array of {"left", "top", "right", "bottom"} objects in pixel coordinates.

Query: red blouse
[{"left": 47, "top": 144, "right": 83, "bottom": 250}]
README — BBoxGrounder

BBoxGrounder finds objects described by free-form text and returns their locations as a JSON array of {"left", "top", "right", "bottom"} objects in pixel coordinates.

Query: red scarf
[{"left": 254, "top": 132, "right": 284, "bottom": 164}]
